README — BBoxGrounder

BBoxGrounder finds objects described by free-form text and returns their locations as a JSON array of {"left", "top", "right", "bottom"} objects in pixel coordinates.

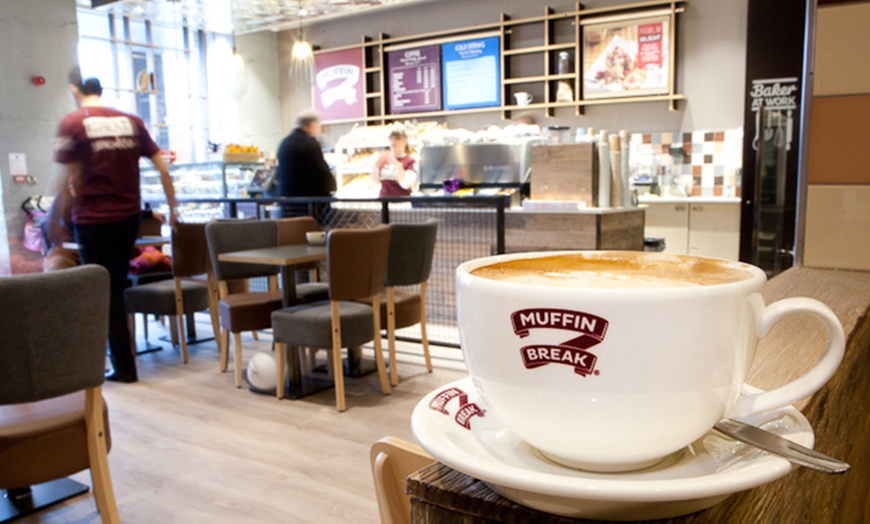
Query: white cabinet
[
  {"left": 643, "top": 200, "right": 741, "bottom": 260},
  {"left": 687, "top": 203, "right": 741, "bottom": 260},
  {"left": 644, "top": 202, "right": 690, "bottom": 254}
]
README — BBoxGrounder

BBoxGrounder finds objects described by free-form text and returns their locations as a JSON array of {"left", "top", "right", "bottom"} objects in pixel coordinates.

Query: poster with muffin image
[{"left": 582, "top": 15, "right": 669, "bottom": 99}]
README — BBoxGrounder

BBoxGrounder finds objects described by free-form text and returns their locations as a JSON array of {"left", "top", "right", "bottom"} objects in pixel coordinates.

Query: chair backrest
[
  {"left": 276, "top": 216, "right": 319, "bottom": 246},
  {"left": 139, "top": 214, "right": 163, "bottom": 237},
  {"left": 328, "top": 225, "right": 391, "bottom": 301},
  {"left": 171, "top": 222, "right": 210, "bottom": 278},
  {"left": 385, "top": 219, "right": 438, "bottom": 287},
  {"left": 0, "top": 265, "right": 110, "bottom": 405},
  {"left": 370, "top": 437, "right": 434, "bottom": 524},
  {"left": 205, "top": 219, "right": 279, "bottom": 281}
]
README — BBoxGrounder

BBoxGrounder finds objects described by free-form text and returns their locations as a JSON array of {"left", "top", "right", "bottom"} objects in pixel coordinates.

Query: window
[{"left": 75, "top": 8, "right": 239, "bottom": 164}]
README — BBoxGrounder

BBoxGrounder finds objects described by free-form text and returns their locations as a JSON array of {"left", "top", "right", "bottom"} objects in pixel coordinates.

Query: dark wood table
[{"left": 407, "top": 266, "right": 870, "bottom": 523}]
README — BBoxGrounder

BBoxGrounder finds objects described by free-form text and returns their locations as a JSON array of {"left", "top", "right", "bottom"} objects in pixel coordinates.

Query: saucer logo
[
  {"left": 511, "top": 308, "right": 609, "bottom": 377},
  {"left": 429, "top": 387, "right": 485, "bottom": 430}
]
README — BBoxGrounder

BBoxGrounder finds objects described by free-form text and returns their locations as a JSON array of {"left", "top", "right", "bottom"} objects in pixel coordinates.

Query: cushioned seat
[
  {"left": 360, "top": 290, "right": 422, "bottom": 332},
  {"left": 272, "top": 301, "right": 374, "bottom": 348},
  {"left": 125, "top": 279, "right": 211, "bottom": 314},
  {"left": 0, "top": 392, "right": 110, "bottom": 488}
]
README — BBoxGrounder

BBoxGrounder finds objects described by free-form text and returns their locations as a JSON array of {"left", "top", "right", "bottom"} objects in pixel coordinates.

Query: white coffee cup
[
  {"left": 456, "top": 251, "right": 845, "bottom": 472},
  {"left": 514, "top": 92, "right": 533, "bottom": 106}
]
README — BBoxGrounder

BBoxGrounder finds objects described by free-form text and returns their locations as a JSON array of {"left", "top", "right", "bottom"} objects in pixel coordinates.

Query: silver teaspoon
[{"left": 713, "top": 418, "right": 850, "bottom": 474}]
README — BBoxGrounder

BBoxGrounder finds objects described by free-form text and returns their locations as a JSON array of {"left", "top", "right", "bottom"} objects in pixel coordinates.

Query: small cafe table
[
  {"left": 218, "top": 244, "right": 327, "bottom": 308},
  {"left": 406, "top": 266, "right": 870, "bottom": 523}
]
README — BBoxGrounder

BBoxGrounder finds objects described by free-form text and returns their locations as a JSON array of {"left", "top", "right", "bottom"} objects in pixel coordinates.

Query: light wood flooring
[{"left": 19, "top": 316, "right": 467, "bottom": 524}]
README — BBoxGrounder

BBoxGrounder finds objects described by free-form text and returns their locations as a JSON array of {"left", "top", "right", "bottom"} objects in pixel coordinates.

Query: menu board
[
  {"left": 441, "top": 36, "right": 501, "bottom": 110},
  {"left": 388, "top": 45, "right": 441, "bottom": 114},
  {"left": 582, "top": 15, "right": 670, "bottom": 100}
]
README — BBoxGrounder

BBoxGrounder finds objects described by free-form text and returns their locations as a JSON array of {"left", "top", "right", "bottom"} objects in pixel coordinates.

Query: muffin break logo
[
  {"left": 511, "top": 308, "right": 609, "bottom": 377},
  {"left": 429, "top": 387, "right": 486, "bottom": 430}
]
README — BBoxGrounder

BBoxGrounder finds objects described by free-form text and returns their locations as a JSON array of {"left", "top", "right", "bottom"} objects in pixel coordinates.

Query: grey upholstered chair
[
  {"left": 124, "top": 222, "right": 219, "bottom": 364},
  {"left": 0, "top": 265, "right": 119, "bottom": 523},
  {"left": 206, "top": 219, "right": 284, "bottom": 387},
  {"left": 380, "top": 219, "right": 438, "bottom": 386},
  {"left": 271, "top": 225, "right": 392, "bottom": 411}
]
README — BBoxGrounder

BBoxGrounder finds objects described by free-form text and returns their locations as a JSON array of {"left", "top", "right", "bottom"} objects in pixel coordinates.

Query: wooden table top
[
  {"left": 407, "top": 266, "right": 870, "bottom": 523},
  {"left": 218, "top": 244, "right": 326, "bottom": 266}
]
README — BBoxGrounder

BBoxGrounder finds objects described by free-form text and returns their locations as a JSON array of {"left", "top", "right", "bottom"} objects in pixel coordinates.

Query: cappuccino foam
[{"left": 471, "top": 253, "right": 754, "bottom": 288}]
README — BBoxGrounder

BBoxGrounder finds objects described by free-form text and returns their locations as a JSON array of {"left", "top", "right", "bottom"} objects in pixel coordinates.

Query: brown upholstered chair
[
  {"left": 370, "top": 437, "right": 434, "bottom": 524},
  {"left": 206, "top": 219, "right": 283, "bottom": 387},
  {"left": 0, "top": 265, "right": 119, "bottom": 523},
  {"left": 372, "top": 220, "right": 438, "bottom": 386},
  {"left": 124, "top": 222, "right": 220, "bottom": 363},
  {"left": 271, "top": 225, "right": 392, "bottom": 411},
  {"left": 275, "top": 216, "right": 329, "bottom": 302}
]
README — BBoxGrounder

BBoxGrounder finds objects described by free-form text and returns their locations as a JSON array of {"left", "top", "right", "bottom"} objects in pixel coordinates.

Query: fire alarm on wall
[{"left": 31, "top": 76, "right": 46, "bottom": 86}]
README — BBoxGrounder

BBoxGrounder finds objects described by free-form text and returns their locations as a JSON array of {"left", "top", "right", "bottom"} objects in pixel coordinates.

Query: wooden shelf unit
[{"left": 314, "top": 0, "right": 687, "bottom": 124}]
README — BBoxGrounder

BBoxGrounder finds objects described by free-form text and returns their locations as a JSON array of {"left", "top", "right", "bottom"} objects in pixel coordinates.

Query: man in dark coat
[{"left": 274, "top": 110, "right": 336, "bottom": 198}]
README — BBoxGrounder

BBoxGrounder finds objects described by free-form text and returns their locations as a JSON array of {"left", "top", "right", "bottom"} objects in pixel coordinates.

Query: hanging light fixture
[
  {"left": 229, "top": 44, "right": 248, "bottom": 98},
  {"left": 290, "top": 0, "right": 314, "bottom": 86}
]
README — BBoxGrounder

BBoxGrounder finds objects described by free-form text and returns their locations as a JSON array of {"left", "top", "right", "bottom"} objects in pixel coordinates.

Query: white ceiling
[{"left": 75, "top": 0, "right": 434, "bottom": 35}]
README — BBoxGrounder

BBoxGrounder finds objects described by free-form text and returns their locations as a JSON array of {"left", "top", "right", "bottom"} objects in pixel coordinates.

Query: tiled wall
[
  {"left": 804, "top": 3, "right": 870, "bottom": 271},
  {"left": 629, "top": 129, "right": 744, "bottom": 197}
]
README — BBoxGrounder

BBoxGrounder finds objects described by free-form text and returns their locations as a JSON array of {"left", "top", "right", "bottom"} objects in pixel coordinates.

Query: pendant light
[{"left": 290, "top": 0, "right": 314, "bottom": 86}]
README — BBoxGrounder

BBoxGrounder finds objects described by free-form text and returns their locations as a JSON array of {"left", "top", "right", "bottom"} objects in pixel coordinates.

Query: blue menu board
[{"left": 441, "top": 36, "right": 501, "bottom": 110}]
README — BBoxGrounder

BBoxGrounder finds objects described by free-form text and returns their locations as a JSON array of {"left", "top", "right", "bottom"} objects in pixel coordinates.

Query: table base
[
  {"left": 312, "top": 357, "right": 381, "bottom": 377},
  {"left": 1, "top": 479, "right": 89, "bottom": 523}
]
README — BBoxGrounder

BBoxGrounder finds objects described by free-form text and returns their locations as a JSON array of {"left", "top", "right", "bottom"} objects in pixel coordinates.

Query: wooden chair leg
[
  {"left": 174, "top": 278, "right": 189, "bottom": 364},
  {"left": 251, "top": 330, "right": 259, "bottom": 341},
  {"left": 420, "top": 282, "right": 433, "bottom": 373},
  {"left": 85, "top": 387, "right": 120, "bottom": 524},
  {"left": 387, "top": 287, "right": 399, "bottom": 387},
  {"left": 331, "top": 301, "right": 346, "bottom": 412},
  {"left": 206, "top": 273, "right": 221, "bottom": 342},
  {"left": 168, "top": 316, "right": 179, "bottom": 346},
  {"left": 275, "top": 342, "right": 286, "bottom": 400},
  {"left": 219, "top": 328, "right": 229, "bottom": 372},
  {"left": 233, "top": 332, "right": 244, "bottom": 388},
  {"left": 372, "top": 295, "right": 391, "bottom": 395}
]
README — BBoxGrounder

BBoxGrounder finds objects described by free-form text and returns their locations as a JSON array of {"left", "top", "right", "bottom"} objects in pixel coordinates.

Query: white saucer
[{"left": 411, "top": 377, "right": 815, "bottom": 521}]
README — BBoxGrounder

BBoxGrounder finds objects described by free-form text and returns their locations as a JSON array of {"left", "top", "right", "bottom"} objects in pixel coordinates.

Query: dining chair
[
  {"left": 0, "top": 265, "right": 120, "bottom": 523},
  {"left": 124, "top": 222, "right": 219, "bottom": 363},
  {"left": 275, "top": 215, "right": 330, "bottom": 302},
  {"left": 361, "top": 220, "right": 438, "bottom": 386},
  {"left": 370, "top": 436, "right": 435, "bottom": 524},
  {"left": 206, "top": 219, "right": 283, "bottom": 387},
  {"left": 271, "top": 225, "right": 392, "bottom": 411}
]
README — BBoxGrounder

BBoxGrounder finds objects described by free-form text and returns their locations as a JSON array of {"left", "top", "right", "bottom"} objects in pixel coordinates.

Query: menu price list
[{"left": 388, "top": 44, "right": 441, "bottom": 114}]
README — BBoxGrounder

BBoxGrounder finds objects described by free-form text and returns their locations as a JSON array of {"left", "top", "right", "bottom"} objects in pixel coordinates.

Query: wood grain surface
[{"left": 407, "top": 267, "right": 870, "bottom": 523}]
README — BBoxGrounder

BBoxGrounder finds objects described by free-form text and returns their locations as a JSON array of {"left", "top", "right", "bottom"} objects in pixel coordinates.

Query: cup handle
[{"left": 731, "top": 297, "right": 845, "bottom": 418}]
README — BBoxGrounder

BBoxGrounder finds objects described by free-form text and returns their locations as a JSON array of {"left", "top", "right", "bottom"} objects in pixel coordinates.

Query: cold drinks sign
[{"left": 314, "top": 48, "right": 365, "bottom": 121}]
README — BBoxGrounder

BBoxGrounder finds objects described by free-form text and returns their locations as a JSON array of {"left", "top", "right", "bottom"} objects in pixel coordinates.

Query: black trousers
[{"left": 74, "top": 213, "right": 141, "bottom": 376}]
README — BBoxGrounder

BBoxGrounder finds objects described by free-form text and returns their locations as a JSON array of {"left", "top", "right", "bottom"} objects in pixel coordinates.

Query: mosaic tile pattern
[{"left": 629, "top": 128, "right": 743, "bottom": 197}]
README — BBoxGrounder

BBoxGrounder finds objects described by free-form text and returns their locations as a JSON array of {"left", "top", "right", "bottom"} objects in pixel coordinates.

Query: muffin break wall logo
[{"left": 511, "top": 308, "right": 609, "bottom": 377}]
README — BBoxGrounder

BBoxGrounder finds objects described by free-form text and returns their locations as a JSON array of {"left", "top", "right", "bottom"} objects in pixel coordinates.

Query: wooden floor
[{"left": 20, "top": 317, "right": 467, "bottom": 524}]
